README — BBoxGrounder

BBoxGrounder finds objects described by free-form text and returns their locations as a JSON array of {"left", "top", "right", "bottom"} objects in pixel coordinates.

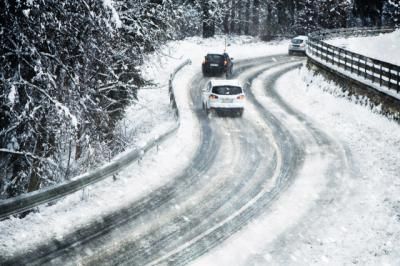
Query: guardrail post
[
  {"left": 331, "top": 47, "right": 335, "bottom": 66},
  {"left": 318, "top": 41, "right": 321, "bottom": 59},
  {"left": 350, "top": 53, "right": 353, "bottom": 74},
  {"left": 388, "top": 66, "right": 392, "bottom": 90},
  {"left": 372, "top": 62, "right": 375, "bottom": 84},
  {"left": 364, "top": 57, "right": 367, "bottom": 80},
  {"left": 379, "top": 65, "right": 383, "bottom": 87}
]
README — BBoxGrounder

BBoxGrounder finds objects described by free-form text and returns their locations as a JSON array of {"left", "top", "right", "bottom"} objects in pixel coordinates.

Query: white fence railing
[{"left": 307, "top": 27, "right": 400, "bottom": 94}]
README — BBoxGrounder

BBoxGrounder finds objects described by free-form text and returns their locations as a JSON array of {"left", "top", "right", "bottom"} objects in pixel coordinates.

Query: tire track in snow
[
  {"left": 241, "top": 65, "right": 355, "bottom": 266},
  {"left": 4, "top": 56, "right": 307, "bottom": 266},
  {"left": 140, "top": 57, "right": 307, "bottom": 265}
]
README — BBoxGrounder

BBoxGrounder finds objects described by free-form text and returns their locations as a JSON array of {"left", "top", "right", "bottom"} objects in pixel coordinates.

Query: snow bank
[
  {"left": 268, "top": 63, "right": 400, "bottom": 265},
  {"left": 327, "top": 29, "right": 400, "bottom": 65}
]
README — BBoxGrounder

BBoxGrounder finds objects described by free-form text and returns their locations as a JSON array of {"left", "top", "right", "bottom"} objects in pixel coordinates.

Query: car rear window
[
  {"left": 212, "top": 86, "right": 242, "bottom": 95},
  {"left": 291, "top": 39, "right": 304, "bottom": 44},
  {"left": 207, "top": 54, "right": 224, "bottom": 63}
]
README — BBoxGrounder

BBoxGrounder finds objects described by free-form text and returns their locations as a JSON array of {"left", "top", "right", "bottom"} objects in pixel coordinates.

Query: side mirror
[{"left": 231, "top": 57, "right": 234, "bottom": 61}]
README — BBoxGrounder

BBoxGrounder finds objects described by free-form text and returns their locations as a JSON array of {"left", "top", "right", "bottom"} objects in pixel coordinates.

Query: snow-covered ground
[
  {"left": 192, "top": 63, "right": 400, "bottom": 265},
  {"left": 272, "top": 66, "right": 400, "bottom": 265},
  {"left": 0, "top": 36, "right": 289, "bottom": 258},
  {"left": 2, "top": 33, "right": 399, "bottom": 265},
  {"left": 327, "top": 29, "right": 400, "bottom": 65}
]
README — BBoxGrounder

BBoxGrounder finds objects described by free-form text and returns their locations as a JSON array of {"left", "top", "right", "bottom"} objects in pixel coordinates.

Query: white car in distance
[
  {"left": 288, "top": 35, "right": 308, "bottom": 55},
  {"left": 202, "top": 79, "right": 245, "bottom": 116}
]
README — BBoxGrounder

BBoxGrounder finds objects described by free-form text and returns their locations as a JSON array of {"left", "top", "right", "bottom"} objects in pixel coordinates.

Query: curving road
[{"left": 3, "top": 55, "right": 353, "bottom": 266}]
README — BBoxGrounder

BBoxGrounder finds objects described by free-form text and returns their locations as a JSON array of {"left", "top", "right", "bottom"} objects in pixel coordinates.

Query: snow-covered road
[
  {"left": 193, "top": 58, "right": 400, "bottom": 266},
  {"left": 1, "top": 37, "right": 400, "bottom": 265}
]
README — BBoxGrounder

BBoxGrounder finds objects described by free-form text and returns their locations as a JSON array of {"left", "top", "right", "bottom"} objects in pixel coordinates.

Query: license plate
[
  {"left": 221, "top": 98, "right": 233, "bottom": 103},
  {"left": 210, "top": 63, "right": 219, "bottom": 67}
]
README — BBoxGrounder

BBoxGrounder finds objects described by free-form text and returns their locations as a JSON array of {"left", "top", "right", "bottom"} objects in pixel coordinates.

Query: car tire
[
  {"left": 226, "top": 67, "right": 232, "bottom": 78},
  {"left": 205, "top": 104, "right": 210, "bottom": 115}
]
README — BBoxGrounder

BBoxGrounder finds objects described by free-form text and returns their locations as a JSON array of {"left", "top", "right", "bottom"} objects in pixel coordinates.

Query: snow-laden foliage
[
  {"left": 198, "top": 0, "right": 398, "bottom": 38},
  {"left": 0, "top": 0, "right": 179, "bottom": 198},
  {"left": 383, "top": 0, "right": 400, "bottom": 25}
]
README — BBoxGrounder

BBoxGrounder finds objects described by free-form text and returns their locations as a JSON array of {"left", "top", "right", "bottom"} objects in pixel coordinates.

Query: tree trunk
[
  {"left": 75, "top": 123, "right": 82, "bottom": 160},
  {"left": 238, "top": 0, "right": 243, "bottom": 34},
  {"left": 202, "top": 0, "right": 215, "bottom": 38},
  {"left": 223, "top": 0, "right": 231, "bottom": 34},
  {"left": 28, "top": 161, "right": 41, "bottom": 192},
  {"left": 245, "top": 0, "right": 250, "bottom": 35},
  {"left": 252, "top": 0, "right": 260, "bottom": 35},
  {"left": 230, "top": 0, "right": 236, "bottom": 34}
]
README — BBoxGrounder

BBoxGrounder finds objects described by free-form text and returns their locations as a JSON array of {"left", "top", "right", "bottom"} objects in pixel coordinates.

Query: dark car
[{"left": 202, "top": 53, "right": 233, "bottom": 77}]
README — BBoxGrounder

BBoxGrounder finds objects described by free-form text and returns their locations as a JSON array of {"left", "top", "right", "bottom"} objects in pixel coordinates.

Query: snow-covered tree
[
  {"left": 352, "top": 0, "right": 384, "bottom": 26},
  {"left": 382, "top": 0, "right": 400, "bottom": 26},
  {"left": 0, "top": 0, "right": 144, "bottom": 197}
]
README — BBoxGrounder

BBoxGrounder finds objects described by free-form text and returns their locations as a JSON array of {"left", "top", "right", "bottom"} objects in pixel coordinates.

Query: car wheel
[
  {"left": 226, "top": 67, "right": 232, "bottom": 78},
  {"left": 205, "top": 104, "right": 210, "bottom": 115},
  {"left": 238, "top": 109, "right": 244, "bottom": 117}
]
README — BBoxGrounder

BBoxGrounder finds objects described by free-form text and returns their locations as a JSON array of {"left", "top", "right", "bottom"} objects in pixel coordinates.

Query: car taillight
[
  {"left": 224, "top": 60, "right": 228, "bottom": 66},
  {"left": 209, "top": 95, "right": 218, "bottom": 100},
  {"left": 237, "top": 95, "right": 245, "bottom": 100}
]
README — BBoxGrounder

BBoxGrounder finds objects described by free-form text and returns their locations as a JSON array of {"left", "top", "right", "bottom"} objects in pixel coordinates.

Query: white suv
[{"left": 202, "top": 79, "right": 245, "bottom": 116}]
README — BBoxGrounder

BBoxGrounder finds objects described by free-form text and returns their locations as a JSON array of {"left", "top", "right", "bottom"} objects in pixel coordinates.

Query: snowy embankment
[
  {"left": 0, "top": 37, "right": 289, "bottom": 258},
  {"left": 327, "top": 29, "right": 400, "bottom": 65},
  {"left": 270, "top": 65, "right": 400, "bottom": 265},
  {"left": 192, "top": 63, "right": 400, "bottom": 265},
  {"left": 278, "top": 66, "right": 400, "bottom": 265}
]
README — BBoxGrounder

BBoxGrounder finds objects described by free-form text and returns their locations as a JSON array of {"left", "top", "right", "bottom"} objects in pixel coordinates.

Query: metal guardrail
[
  {"left": 169, "top": 59, "right": 191, "bottom": 120},
  {"left": 307, "top": 27, "right": 400, "bottom": 93},
  {"left": 0, "top": 59, "right": 192, "bottom": 220}
]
